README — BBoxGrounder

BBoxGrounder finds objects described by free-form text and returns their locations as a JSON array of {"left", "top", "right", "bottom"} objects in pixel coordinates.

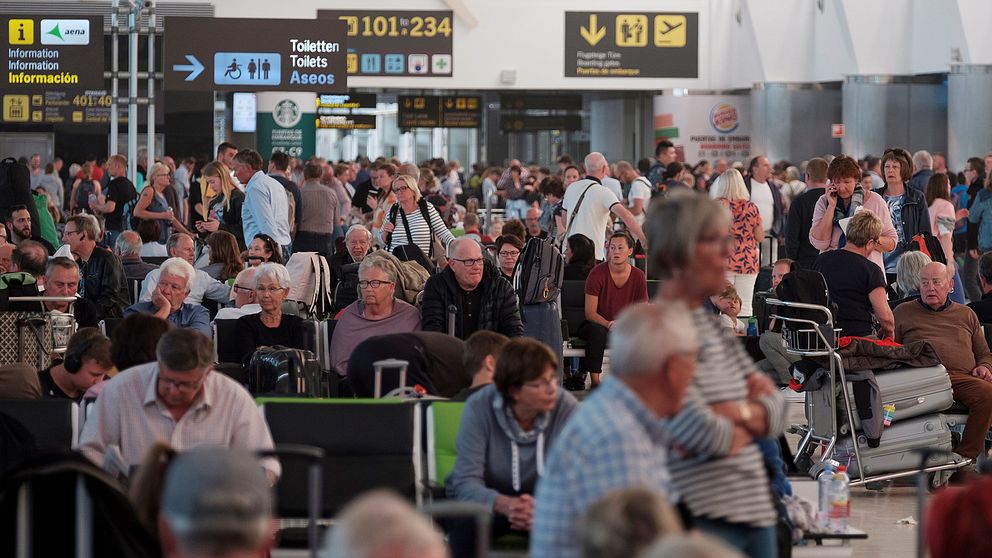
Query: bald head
[
  {"left": 584, "top": 152, "right": 608, "bottom": 179},
  {"left": 449, "top": 237, "right": 483, "bottom": 259},
  {"left": 919, "top": 262, "right": 952, "bottom": 309}
]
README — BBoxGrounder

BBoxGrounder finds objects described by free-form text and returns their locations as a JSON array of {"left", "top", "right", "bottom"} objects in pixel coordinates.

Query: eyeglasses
[
  {"left": 154, "top": 173, "right": 171, "bottom": 178},
  {"left": 522, "top": 377, "right": 556, "bottom": 390},
  {"left": 232, "top": 284, "right": 253, "bottom": 293},
  {"left": 451, "top": 258, "right": 484, "bottom": 267},
  {"left": 497, "top": 250, "right": 520, "bottom": 258},
  {"left": 157, "top": 375, "right": 204, "bottom": 393},
  {"left": 255, "top": 286, "right": 285, "bottom": 294},
  {"left": 62, "top": 229, "right": 81, "bottom": 237},
  {"left": 393, "top": 186, "right": 411, "bottom": 193},
  {"left": 358, "top": 280, "right": 393, "bottom": 289}
]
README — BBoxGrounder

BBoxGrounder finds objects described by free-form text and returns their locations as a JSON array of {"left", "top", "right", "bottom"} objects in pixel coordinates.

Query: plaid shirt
[{"left": 530, "top": 376, "right": 678, "bottom": 558}]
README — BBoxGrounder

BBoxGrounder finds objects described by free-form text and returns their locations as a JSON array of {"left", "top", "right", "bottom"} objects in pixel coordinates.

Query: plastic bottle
[
  {"left": 817, "top": 459, "right": 836, "bottom": 529},
  {"left": 746, "top": 317, "right": 758, "bottom": 337},
  {"left": 828, "top": 465, "right": 851, "bottom": 533},
  {"left": 882, "top": 403, "right": 896, "bottom": 427}
]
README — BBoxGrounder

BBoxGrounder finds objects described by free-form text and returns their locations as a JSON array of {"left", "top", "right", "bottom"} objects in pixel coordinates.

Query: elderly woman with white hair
[
  {"left": 328, "top": 256, "right": 421, "bottom": 375},
  {"left": 235, "top": 263, "right": 306, "bottom": 365},
  {"left": 646, "top": 191, "right": 787, "bottom": 558},
  {"left": 124, "top": 257, "right": 210, "bottom": 337},
  {"left": 719, "top": 168, "right": 764, "bottom": 317},
  {"left": 891, "top": 250, "right": 932, "bottom": 308}
]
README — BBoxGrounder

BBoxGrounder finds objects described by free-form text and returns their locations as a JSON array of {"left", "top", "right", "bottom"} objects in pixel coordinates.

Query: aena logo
[{"left": 40, "top": 20, "right": 90, "bottom": 45}]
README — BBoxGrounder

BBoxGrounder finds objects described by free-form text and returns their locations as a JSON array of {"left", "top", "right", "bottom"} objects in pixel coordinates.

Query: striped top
[
  {"left": 665, "top": 307, "right": 786, "bottom": 527},
  {"left": 378, "top": 200, "right": 455, "bottom": 255}
]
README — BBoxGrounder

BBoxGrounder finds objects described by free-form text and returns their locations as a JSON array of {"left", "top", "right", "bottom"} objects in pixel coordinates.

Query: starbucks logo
[{"left": 273, "top": 99, "right": 301, "bottom": 128}]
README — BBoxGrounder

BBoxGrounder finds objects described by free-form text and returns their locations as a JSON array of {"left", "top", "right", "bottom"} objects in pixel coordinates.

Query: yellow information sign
[
  {"left": 615, "top": 15, "right": 647, "bottom": 47},
  {"left": 565, "top": 11, "right": 698, "bottom": 78},
  {"left": 654, "top": 15, "right": 687, "bottom": 47},
  {"left": 8, "top": 19, "right": 33, "bottom": 44},
  {"left": 2, "top": 95, "right": 29, "bottom": 121}
]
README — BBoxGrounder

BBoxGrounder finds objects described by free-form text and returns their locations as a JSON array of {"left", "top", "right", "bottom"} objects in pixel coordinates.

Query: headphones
[{"left": 64, "top": 332, "right": 108, "bottom": 374}]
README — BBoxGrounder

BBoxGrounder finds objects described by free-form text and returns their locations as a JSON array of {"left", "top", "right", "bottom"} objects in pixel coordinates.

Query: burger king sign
[{"left": 709, "top": 102, "right": 739, "bottom": 134}]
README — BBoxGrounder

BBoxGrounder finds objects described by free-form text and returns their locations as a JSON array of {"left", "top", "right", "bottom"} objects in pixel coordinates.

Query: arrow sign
[
  {"left": 580, "top": 14, "right": 606, "bottom": 46},
  {"left": 172, "top": 55, "right": 204, "bottom": 81}
]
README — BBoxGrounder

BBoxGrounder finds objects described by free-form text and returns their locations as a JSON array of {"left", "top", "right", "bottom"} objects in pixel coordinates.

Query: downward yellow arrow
[{"left": 580, "top": 14, "right": 606, "bottom": 46}]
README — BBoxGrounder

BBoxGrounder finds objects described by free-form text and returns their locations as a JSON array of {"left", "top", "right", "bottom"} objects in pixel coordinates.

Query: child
[{"left": 711, "top": 283, "right": 746, "bottom": 336}]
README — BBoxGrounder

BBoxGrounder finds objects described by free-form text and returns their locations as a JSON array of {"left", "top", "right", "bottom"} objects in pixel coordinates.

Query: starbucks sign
[{"left": 256, "top": 92, "right": 315, "bottom": 159}]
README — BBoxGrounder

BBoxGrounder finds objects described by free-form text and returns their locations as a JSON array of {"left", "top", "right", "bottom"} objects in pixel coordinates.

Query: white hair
[
  {"left": 253, "top": 262, "right": 291, "bottom": 289},
  {"left": 608, "top": 302, "right": 698, "bottom": 378},
  {"left": 345, "top": 224, "right": 372, "bottom": 243},
  {"left": 584, "top": 152, "right": 607, "bottom": 173},
  {"left": 913, "top": 150, "right": 933, "bottom": 170},
  {"left": 159, "top": 257, "right": 196, "bottom": 289},
  {"left": 320, "top": 490, "right": 446, "bottom": 558}
]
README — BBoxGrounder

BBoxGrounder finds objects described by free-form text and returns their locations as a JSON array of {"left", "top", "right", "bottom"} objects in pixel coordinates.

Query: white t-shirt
[
  {"left": 563, "top": 179, "right": 620, "bottom": 261},
  {"left": 601, "top": 176, "right": 623, "bottom": 202},
  {"left": 627, "top": 176, "right": 652, "bottom": 226},
  {"left": 749, "top": 179, "right": 774, "bottom": 232}
]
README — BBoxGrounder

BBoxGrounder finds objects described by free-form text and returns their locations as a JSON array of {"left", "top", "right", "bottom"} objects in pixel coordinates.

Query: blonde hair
[
  {"left": 392, "top": 174, "right": 421, "bottom": 202},
  {"left": 719, "top": 168, "right": 749, "bottom": 201},
  {"left": 201, "top": 161, "right": 239, "bottom": 210},
  {"left": 147, "top": 162, "right": 171, "bottom": 191},
  {"left": 845, "top": 208, "right": 883, "bottom": 247}
]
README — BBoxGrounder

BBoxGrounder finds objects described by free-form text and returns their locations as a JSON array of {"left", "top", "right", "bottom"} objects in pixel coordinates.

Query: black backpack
[
  {"left": 247, "top": 345, "right": 320, "bottom": 396},
  {"left": 906, "top": 231, "right": 947, "bottom": 265},
  {"left": 774, "top": 269, "right": 839, "bottom": 346},
  {"left": 0, "top": 158, "right": 41, "bottom": 239},
  {"left": 514, "top": 233, "right": 565, "bottom": 305}
]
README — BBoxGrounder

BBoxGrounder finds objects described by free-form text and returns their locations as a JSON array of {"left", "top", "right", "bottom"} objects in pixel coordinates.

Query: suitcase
[
  {"left": 521, "top": 301, "right": 564, "bottom": 378},
  {"left": 247, "top": 347, "right": 322, "bottom": 396},
  {"left": 373, "top": 358, "right": 409, "bottom": 399},
  {"left": 808, "top": 365, "right": 953, "bottom": 435},
  {"left": 833, "top": 413, "right": 954, "bottom": 477}
]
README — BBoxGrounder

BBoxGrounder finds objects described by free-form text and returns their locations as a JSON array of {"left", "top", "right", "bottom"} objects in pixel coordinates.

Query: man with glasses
[
  {"left": 39, "top": 256, "right": 100, "bottom": 327},
  {"left": 63, "top": 214, "right": 129, "bottom": 319},
  {"left": 138, "top": 232, "right": 230, "bottom": 306},
  {"left": 422, "top": 237, "right": 523, "bottom": 340},
  {"left": 125, "top": 257, "right": 211, "bottom": 338},
  {"left": 895, "top": 261, "right": 992, "bottom": 480},
  {"left": 80, "top": 327, "right": 279, "bottom": 481}
]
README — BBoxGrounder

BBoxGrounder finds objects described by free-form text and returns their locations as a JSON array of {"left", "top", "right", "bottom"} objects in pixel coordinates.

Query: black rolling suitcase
[{"left": 247, "top": 346, "right": 322, "bottom": 396}]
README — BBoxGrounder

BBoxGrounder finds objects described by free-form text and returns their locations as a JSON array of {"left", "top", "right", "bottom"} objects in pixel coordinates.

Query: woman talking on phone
[{"left": 810, "top": 155, "right": 897, "bottom": 275}]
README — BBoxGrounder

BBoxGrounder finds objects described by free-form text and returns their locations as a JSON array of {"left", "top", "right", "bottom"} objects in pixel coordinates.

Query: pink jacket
[{"left": 809, "top": 190, "right": 897, "bottom": 274}]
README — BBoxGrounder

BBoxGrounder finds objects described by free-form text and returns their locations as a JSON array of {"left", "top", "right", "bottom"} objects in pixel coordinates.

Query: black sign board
[
  {"left": 500, "top": 114, "right": 583, "bottom": 133},
  {"left": 163, "top": 17, "right": 348, "bottom": 92},
  {"left": 1, "top": 89, "right": 161, "bottom": 125},
  {"left": 500, "top": 94, "right": 583, "bottom": 112},
  {"left": 564, "top": 12, "right": 698, "bottom": 78},
  {"left": 318, "top": 10, "right": 453, "bottom": 77},
  {"left": 317, "top": 92, "right": 377, "bottom": 109},
  {"left": 316, "top": 114, "right": 376, "bottom": 130},
  {"left": 2, "top": 15, "right": 105, "bottom": 90},
  {"left": 398, "top": 95, "right": 481, "bottom": 129}
]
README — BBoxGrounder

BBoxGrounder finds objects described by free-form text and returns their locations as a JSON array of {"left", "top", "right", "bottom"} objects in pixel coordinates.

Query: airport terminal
[{"left": 2, "top": 1, "right": 992, "bottom": 557}]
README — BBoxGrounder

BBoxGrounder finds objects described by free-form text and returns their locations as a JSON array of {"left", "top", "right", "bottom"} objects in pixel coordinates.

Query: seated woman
[
  {"left": 235, "top": 262, "right": 305, "bottom": 365},
  {"left": 812, "top": 209, "right": 895, "bottom": 338},
  {"left": 564, "top": 234, "right": 596, "bottom": 280},
  {"left": 201, "top": 230, "right": 243, "bottom": 282},
  {"left": 494, "top": 234, "right": 524, "bottom": 282},
  {"left": 578, "top": 232, "right": 648, "bottom": 388},
  {"left": 137, "top": 219, "right": 167, "bottom": 258},
  {"left": 446, "top": 337, "right": 578, "bottom": 552},
  {"left": 890, "top": 250, "right": 931, "bottom": 309},
  {"left": 329, "top": 256, "right": 422, "bottom": 375},
  {"left": 247, "top": 233, "right": 282, "bottom": 267}
]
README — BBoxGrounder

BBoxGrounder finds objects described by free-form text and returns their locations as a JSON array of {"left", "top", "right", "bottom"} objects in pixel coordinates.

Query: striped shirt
[
  {"left": 665, "top": 307, "right": 786, "bottom": 527},
  {"left": 78, "top": 361, "right": 279, "bottom": 478},
  {"left": 378, "top": 200, "right": 455, "bottom": 255}
]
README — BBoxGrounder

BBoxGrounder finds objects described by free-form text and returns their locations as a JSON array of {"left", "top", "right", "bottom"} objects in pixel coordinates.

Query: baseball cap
[{"left": 160, "top": 446, "right": 273, "bottom": 543}]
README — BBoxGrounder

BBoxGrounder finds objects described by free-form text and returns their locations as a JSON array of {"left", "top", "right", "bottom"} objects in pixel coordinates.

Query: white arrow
[{"left": 172, "top": 55, "right": 204, "bottom": 81}]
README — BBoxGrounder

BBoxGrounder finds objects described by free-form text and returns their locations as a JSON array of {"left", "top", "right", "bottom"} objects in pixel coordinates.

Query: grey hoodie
[{"left": 446, "top": 384, "right": 578, "bottom": 508}]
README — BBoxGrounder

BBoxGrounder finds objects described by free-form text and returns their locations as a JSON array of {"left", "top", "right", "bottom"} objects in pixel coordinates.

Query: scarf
[{"left": 833, "top": 185, "right": 865, "bottom": 248}]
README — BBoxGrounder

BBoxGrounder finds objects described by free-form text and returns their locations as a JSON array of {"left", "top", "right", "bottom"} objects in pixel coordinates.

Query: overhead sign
[
  {"left": 500, "top": 114, "right": 583, "bottom": 133},
  {"left": 163, "top": 17, "right": 348, "bottom": 92},
  {"left": 500, "top": 94, "right": 583, "bottom": 112},
  {"left": 398, "top": 95, "right": 481, "bottom": 129},
  {"left": 316, "top": 114, "right": 376, "bottom": 130},
  {"left": 317, "top": 92, "right": 377, "bottom": 109},
  {"left": 257, "top": 92, "right": 316, "bottom": 159},
  {"left": 2, "top": 89, "right": 160, "bottom": 125},
  {"left": 564, "top": 12, "right": 698, "bottom": 78},
  {"left": 2, "top": 15, "right": 105, "bottom": 90},
  {"left": 653, "top": 94, "right": 751, "bottom": 162},
  {"left": 318, "top": 10, "right": 453, "bottom": 77}
]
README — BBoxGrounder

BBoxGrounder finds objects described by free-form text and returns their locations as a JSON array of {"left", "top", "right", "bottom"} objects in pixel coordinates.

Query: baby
[{"left": 711, "top": 283, "right": 746, "bottom": 336}]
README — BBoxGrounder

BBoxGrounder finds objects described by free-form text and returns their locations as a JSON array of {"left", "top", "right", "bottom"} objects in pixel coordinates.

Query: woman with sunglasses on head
[
  {"left": 133, "top": 162, "right": 189, "bottom": 243},
  {"left": 247, "top": 233, "right": 282, "bottom": 267},
  {"left": 378, "top": 174, "right": 455, "bottom": 268}
]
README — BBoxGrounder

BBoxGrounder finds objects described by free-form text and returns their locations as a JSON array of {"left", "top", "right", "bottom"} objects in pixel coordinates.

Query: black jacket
[
  {"left": 79, "top": 247, "right": 130, "bottom": 319},
  {"left": 421, "top": 265, "right": 524, "bottom": 340},
  {"left": 785, "top": 186, "right": 826, "bottom": 269},
  {"left": 873, "top": 184, "right": 932, "bottom": 262},
  {"left": 744, "top": 176, "right": 784, "bottom": 238}
]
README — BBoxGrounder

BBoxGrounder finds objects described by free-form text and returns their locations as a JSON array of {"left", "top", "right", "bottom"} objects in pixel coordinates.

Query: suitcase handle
[{"left": 373, "top": 358, "right": 409, "bottom": 399}]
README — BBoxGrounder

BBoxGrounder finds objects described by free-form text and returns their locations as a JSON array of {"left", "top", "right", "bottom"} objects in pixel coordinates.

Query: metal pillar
[
  {"left": 146, "top": 2, "right": 156, "bottom": 171},
  {"left": 751, "top": 82, "right": 841, "bottom": 163},
  {"left": 948, "top": 65, "right": 992, "bottom": 172},
  {"left": 109, "top": 0, "right": 120, "bottom": 156},
  {"left": 127, "top": 4, "right": 138, "bottom": 182},
  {"left": 841, "top": 75, "right": 947, "bottom": 159}
]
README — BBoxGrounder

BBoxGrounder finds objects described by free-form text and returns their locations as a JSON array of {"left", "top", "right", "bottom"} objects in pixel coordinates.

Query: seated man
[
  {"left": 757, "top": 258, "right": 800, "bottom": 384},
  {"left": 322, "top": 490, "right": 447, "bottom": 558},
  {"left": 140, "top": 232, "right": 230, "bottom": 305},
  {"left": 63, "top": 214, "right": 130, "bottom": 318},
  {"left": 79, "top": 328, "right": 279, "bottom": 480},
  {"left": 968, "top": 252, "right": 992, "bottom": 323},
  {"left": 451, "top": 330, "right": 509, "bottom": 401},
  {"left": 330, "top": 224, "right": 373, "bottom": 308},
  {"left": 159, "top": 447, "right": 276, "bottom": 558},
  {"left": 9, "top": 239, "right": 48, "bottom": 279},
  {"left": 125, "top": 257, "right": 211, "bottom": 338},
  {"left": 894, "top": 261, "right": 992, "bottom": 473},
  {"left": 421, "top": 238, "right": 524, "bottom": 340},
  {"left": 214, "top": 266, "right": 261, "bottom": 320},
  {"left": 114, "top": 230, "right": 158, "bottom": 282},
  {"left": 39, "top": 256, "right": 101, "bottom": 328},
  {"left": 37, "top": 328, "right": 112, "bottom": 403},
  {"left": 329, "top": 256, "right": 421, "bottom": 375},
  {"left": 531, "top": 303, "right": 698, "bottom": 558},
  {"left": 8, "top": 203, "right": 56, "bottom": 253}
]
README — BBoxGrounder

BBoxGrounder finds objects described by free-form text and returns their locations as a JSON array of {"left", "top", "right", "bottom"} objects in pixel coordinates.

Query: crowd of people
[{"left": 6, "top": 140, "right": 992, "bottom": 558}]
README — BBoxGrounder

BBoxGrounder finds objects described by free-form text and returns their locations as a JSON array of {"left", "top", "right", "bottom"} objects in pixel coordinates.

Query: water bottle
[
  {"left": 817, "top": 459, "right": 836, "bottom": 529},
  {"left": 828, "top": 465, "right": 851, "bottom": 533},
  {"left": 746, "top": 316, "right": 758, "bottom": 337}
]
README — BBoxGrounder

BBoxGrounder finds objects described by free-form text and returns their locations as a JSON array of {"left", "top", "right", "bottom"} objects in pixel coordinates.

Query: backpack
[
  {"left": 0, "top": 157, "right": 41, "bottom": 239},
  {"left": 514, "top": 234, "right": 565, "bottom": 305},
  {"left": 907, "top": 231, "right": 946, "bottom": 265},
  {"left": 365, "top": 249, "right": 430, "bottom": 306},
  {"left": 123, "top": 195, "right": 141, "bottom": 231},
  {"left": 0, "top": 272, "right": 41, "bottom": 311},
  {"left": 774, "top": 269, "right": 838, "bottom": 348},
  {"left": 285, "top": 252, "right": 334, "bottom": 319},
  {"left": 285, "top": 188, "right": 297, "bottom": 237}
]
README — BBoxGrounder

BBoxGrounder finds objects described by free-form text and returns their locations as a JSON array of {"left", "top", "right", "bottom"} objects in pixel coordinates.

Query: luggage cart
[{"left": 767, "top": 298, "right": 970, "bottom": 489}]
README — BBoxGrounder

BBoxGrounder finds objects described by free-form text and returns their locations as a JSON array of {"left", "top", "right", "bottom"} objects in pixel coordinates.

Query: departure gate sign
[
  {"left": 318, "top": 10, "right": 453, "bottom": 77},
  {"left": 1, "top": 15, "right": 105, "bottom": 90},
  {"left": 564, "top": 12, "right": 698, "bottom": 78},
  {"left": 163, "top": 17, "right": 348, "bottom": 92}
]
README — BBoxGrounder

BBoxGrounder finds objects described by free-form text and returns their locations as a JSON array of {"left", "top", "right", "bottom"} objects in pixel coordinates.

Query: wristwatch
[{"left": 738, "top": 401, "right": 753, "bottom": 423}]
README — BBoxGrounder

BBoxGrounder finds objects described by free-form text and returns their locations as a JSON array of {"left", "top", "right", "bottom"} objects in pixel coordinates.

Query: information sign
[
  {"left": 564, "top": 12, "right": 698, "bottom": 78},
  {"left": 318, "top": 10, "right": 453, "bottom": 77}
]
